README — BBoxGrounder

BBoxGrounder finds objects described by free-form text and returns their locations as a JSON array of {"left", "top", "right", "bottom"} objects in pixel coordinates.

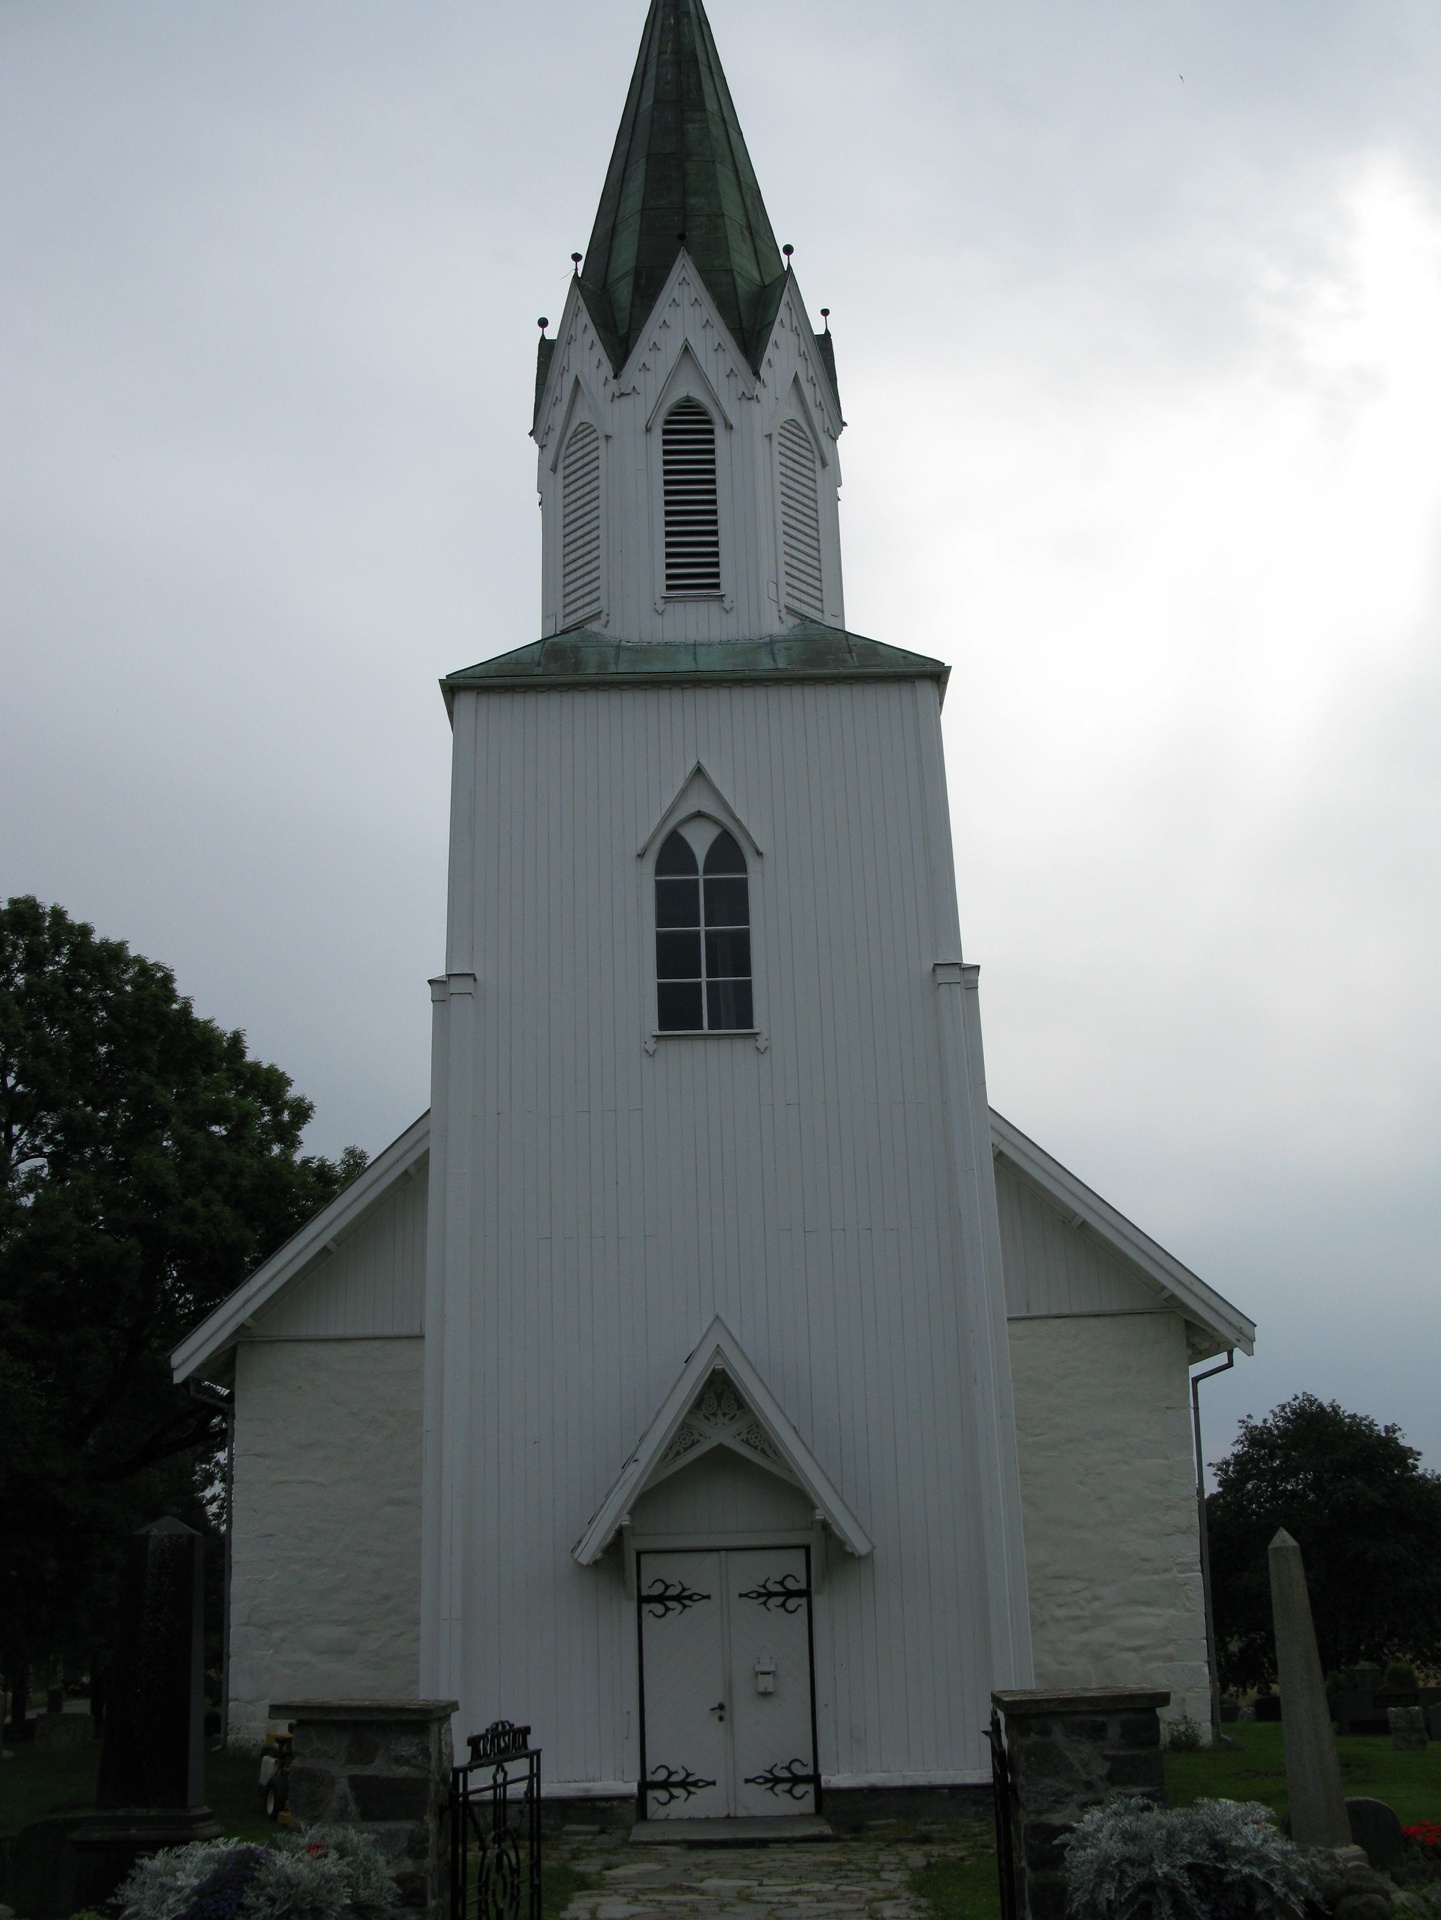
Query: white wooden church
[{"left": 173, "top": 0, "right": 1254, "bottom": 1822}]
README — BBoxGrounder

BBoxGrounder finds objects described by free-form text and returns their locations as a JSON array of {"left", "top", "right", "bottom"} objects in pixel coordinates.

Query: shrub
[
  {"left": 1164, "top": 1715, "right": 1203, "bottom": 1752},
  {"left": 115, "top": 1829, "right": 397, "bottom": 1920},
  {"left": 1386, "top": 1663, "right": 1419, "bottom": 1688},
  {"left": 1064, "top": 1797, "right": 1315, "bottom": 1920}
]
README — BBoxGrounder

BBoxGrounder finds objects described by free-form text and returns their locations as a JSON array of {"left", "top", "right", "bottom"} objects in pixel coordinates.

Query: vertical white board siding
[
  {"left": 229, "top": 1339, "right": 423, "bottom": 1749},
  {"left": 1008, "top": 1313, "right": 1210, "bottom": 1733},
  {"left": 248, "top": 1165, "right": 427, "bottom": 1339},
  {"left": 423, "top": 672, "right": 1022, "bottom": 1791},
  {"left": 632, "top": 1450, "right": 814, "bottom": 1539},
  {"left": 995, "top": 1164, "right": 1163, "bottom": 1321},
  {"left": 534, "top": 261, "right": 842, "bottom": 641}
]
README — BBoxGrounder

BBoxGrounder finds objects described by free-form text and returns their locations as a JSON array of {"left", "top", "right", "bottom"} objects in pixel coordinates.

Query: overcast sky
[{"left": 3, "top": 0, "right": 1439, "bottom": 1478}]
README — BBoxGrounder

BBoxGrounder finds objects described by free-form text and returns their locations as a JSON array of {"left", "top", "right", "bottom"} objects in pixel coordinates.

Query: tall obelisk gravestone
[
  {"left": 77, "top": 1519, "right": 219, "bottom": 1901},
  {"left": 1268, "top": 1528, "right": 1352, "bottom": 1848}
]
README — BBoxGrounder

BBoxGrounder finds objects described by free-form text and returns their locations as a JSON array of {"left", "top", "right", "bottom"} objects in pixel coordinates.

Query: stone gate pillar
[
  {"left": 992, "top": 1686, "right": 1170, "bottom": 1920},
  {"left": 271, "top": 1699, "right": 458, "bottom": 1920}
]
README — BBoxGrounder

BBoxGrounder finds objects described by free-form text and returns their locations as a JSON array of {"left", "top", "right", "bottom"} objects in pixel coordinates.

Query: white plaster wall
[
  {"left": 1008, "top": 1313, "right": 1211, "bottom": 1734},
  {"left": 229, "top": 1338, "right": 423, "bottom": 1747}
]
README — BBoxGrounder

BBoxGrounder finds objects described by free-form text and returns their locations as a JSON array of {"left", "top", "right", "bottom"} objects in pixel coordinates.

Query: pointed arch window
[
  {"left": 777, "top": 417, "right": 823, "bottom": 620},
  {"left": 561, "top": 420, "right": 602, "bottom": 629},
  {"left": 655, "top": 826, "right": 752, "bottom": 1032},
  {"left": 662, "top": 399, "right": 721, "bottom": 594}
]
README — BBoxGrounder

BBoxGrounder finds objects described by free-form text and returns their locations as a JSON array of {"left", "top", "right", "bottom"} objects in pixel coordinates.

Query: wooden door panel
[
  {"left": 638, "top": 1552, "right": 728, "bottom": 1819},
  {"left": 726, "top": 1548, "right": 816, "bottom": 1818}
]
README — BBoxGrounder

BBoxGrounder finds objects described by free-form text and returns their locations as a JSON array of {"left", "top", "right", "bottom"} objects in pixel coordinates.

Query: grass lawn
[
  {"left": 1166, "top": 1720, "right": 1441, "bottom": 1827},
  {"left": 0, "top": 1741, "right": 271, "bottom": 1845},
  {"left": 911, "top": 1852, "right": 1003, "bottom": 1920}
]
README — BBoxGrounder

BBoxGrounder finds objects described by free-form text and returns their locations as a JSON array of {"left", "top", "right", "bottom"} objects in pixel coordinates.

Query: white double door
[{"left": 638, "top": 1547, "right": 817, "bottom": 1820}]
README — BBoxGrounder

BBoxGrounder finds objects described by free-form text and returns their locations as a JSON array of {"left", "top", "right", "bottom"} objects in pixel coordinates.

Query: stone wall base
[
  {"left": 994, "top": 1686, "right": 1170, "bottom": 1920},
  {"left": 272, "top": 1698, "right": 457, "bottom": 1920}
]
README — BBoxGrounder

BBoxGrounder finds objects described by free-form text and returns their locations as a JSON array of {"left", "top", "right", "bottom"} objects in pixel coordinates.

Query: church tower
[
  {"left": 173, "top": 0, "right": 1246, "bottom": 1787},
  {"left": 420, "top": 0, "right": 1034, "bottom": 1817},
  {"left": 532, "top": 0, "right": 844, "bottom": 640}
]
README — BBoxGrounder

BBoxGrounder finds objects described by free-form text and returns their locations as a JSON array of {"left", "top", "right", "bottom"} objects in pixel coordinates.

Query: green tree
[
  {"left": 0, "top": 895, "right": 365, "bottom": 1688},
  {"left": 1206, "top": 1393, "right": 1441, "bottom": 1688}
]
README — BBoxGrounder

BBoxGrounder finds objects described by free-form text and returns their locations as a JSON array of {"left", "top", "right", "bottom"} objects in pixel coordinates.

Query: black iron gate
[
  {"left": 986, "top": 1707, "right": 1019, "bottom": 1920},
  {"left": 450, "top": 1721, "right": 541, "bottom": 1920}
]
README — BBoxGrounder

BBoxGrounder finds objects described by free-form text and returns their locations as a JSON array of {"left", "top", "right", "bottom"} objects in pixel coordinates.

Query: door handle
[{"left": 709, "top": 1700, "right": 726, "bottom": 1722}]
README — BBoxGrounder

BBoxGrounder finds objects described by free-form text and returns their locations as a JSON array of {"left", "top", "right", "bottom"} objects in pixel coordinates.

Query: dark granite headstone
[
  {"left": 1346, "top": 1797, "right": 1405, "bottom": 1872},
  {"left": 96, "top": 1516, "right": 206, "bottom": 1811}
]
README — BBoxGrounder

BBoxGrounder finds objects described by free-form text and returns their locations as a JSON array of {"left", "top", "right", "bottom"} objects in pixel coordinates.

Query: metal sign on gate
[{"left": 450, "top": 1721, "right": 541, "bottom": 1920}]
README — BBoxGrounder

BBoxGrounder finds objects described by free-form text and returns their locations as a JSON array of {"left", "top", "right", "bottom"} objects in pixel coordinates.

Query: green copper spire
[{"left": 580, "top": 0, "right": 787, "bottom": 374}]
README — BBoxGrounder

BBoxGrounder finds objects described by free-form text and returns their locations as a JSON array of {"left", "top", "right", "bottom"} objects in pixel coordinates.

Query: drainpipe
[
  {"left": 1191, "top": 1350, "right": 1234, "bottom": 1743},
  {"left": 189, "top": 1377, "right": 235, "bottom": 1748}
]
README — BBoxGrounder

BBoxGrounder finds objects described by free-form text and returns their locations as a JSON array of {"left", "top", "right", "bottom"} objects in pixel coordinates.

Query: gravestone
[
  {"left": 13, "top": 1518, "right": 219, "bottom": 1917},
  {"left": 1388, "top": 1706, "right": 1427, "bottom": 1752},
  {"left": 1346, "top": 1797, "right": 1405, "bottom": 1872},
  {"left": 97, "top": 1516, "right": 208, "bottom": 1809},
  {"left": 1268, "top": 1529, "right": 1354, "bottom": 1851}
]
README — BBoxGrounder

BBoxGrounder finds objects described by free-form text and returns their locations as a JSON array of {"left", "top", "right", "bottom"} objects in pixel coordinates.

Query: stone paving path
[{"left": 555, "top": 1822, "right": 996, "bottom": 1920}]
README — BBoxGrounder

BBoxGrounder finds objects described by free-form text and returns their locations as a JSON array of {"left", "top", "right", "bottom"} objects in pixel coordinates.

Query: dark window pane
[
  {"left": 705, "top": 928, "right": 751, "bottom": 978},
  {"left": 703, "top": 829, "right": 745, "bottom": 876},
  {"left": 656, "top": 830, "right": 698, "bottom": 876},
  {"left": 656, "top": 877, "right": 700, "bottom": 928},
  {"left": 707, "top": 977, "right": 754, "bottom": 1031},
  {"left": 704, "top": 875, "right": 748, "bottom": 927},
  {"left": 657, "top": 930, "right": 702, "bottom": 979},
  {"left": 658, "top": 981, "right": 704, "bottom": 1031}
]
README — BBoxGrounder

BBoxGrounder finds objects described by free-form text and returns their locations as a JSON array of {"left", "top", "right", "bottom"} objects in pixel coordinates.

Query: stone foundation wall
[{"left": 272, "top": 1699, "right": 457, "bottom": 1920}]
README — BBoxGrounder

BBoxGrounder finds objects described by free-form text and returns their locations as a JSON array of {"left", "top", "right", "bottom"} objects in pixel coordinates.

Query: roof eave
[
  {"left": 989, "top": 1109, "right": 1256, "bottom": 1357},
  {"left": 170, "top": 1112, "right": 432, "bottom": 1380}
]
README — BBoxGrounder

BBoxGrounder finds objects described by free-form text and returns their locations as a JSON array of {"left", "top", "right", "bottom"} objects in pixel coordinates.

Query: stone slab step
[{"left": 629, "top": 1815, "right": 834, "bottom": 1847}]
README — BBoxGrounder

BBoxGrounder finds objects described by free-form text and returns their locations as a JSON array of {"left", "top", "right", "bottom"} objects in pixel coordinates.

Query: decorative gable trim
[
  {"left": 644, "top": 337, "right": 735, "bottom": 434},
  {"left": 534, "top": 278, "right": 603, "bottom": 453},
  {"left": 548, "top": 373, "right": 606, "bottom": 475},
  {"left": 638, "top": 762, "right": 761, "bottom": 864},
  {"left": 620, "top": 249, "right": 754, "bottom": 406},
  {"left": 758, "top": 276, "right": 842, "bottom": 442},
  {"left": 572, "top": 1316, "right": 874, "bottom": 1565},
  {"left": 766, "top": 373, "right": 830, "bottom": 469},
  {"left": 990, "top": 1109, "right": 1255, "bottom": 1357},
  {"left": 170, "top": 1111, "right": 431, "bottom": 1380}
]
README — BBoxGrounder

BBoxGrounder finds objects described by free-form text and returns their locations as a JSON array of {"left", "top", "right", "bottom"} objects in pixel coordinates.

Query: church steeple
[
  {"left": 579, "top": 0, "right": 786, "bottom": 375},
  {"left": 532, "top": 0, "right": 844, "bottom": 643}
]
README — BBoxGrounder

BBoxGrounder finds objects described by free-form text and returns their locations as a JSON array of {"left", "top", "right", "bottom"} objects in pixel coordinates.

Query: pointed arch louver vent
[
  {"left": 777, "top": 418, "right": 824, "bottom": 621},
  {"left": 662, "top": 399, "right": 721, "bottom": 594},
  {"left": 561, "top": 421, "right": 603, "bottom": 629}
]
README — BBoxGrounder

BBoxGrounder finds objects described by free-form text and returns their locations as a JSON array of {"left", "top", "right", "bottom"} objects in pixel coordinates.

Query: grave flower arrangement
[
  {"left": 1063, "top": 1797, "right": 1315, "bottom": 1920},
  {"left": 116, "top": 1827, "right": 398, "bottom": 1920}
]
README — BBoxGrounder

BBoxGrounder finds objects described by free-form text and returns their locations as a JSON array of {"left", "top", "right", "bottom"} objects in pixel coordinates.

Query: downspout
[
  {"left": 1191, "top": 1349, "right": 1234, "bottom": 1743},
  {"left": 189, "top": 1377, "right": 235, "bottom": 1748}
]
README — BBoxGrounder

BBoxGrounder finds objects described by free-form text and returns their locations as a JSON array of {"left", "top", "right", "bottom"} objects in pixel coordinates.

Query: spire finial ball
[
  {"left": 538, "top": 317, "right": 549, "bottom": 333},
  {"left": 782, "top": 242, "right": 794, "bottom": 263},
  {"left": 571, "top": 252, "right": 582, "bottom": 270}
]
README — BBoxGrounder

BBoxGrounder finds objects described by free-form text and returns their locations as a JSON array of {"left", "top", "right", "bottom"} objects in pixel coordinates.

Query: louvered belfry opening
[
  {"left": 662, "top": 398, "right": 722, "bottom": 593},
  {"left": 561, "top": 420, "right": 602, "bottom": 628},
  {"left": 777, "top": 417, "right": 823, "bottom": 621}
]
